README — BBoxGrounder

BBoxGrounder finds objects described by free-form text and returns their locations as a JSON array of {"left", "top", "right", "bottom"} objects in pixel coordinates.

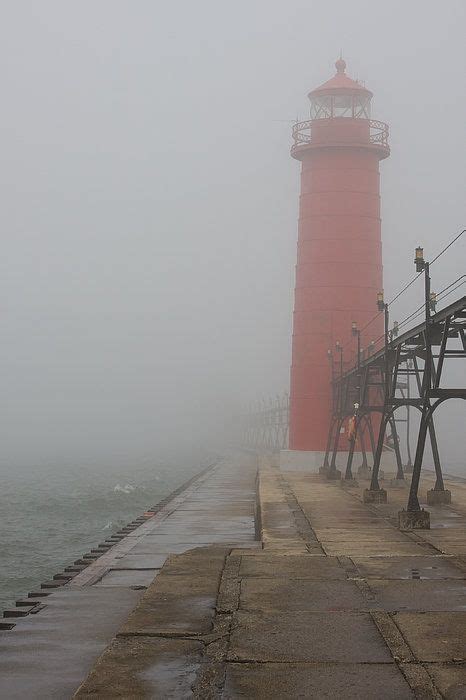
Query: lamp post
[
  {"left": 364, "top": 291, "right": 390, "bottom": 502},
  {"left": 322, "top": 349, "right": 335, "bottom": 472},
  {"left": 414, "top": 247, "right": 432, "bottom": 398},
  {"left": 334, "top": 340, "right": 344, "bottom": 420},
  {"left": 327, "top": 348, "right": 334, "bottom": 376},
  {"left": 335, "top": 340, "right": 343, "bottom": 377},
  {"left": 327, "top": 340, "right": 344, "bottom": 480},
  {"left": 397, "top": 245, "right": 450, "bottom": 530},
  {"left": 327, "top": 347, "right": 336, "bottom": 430},
  {"left": 407, "top": 247, "right": 434, "bottom": 512},
  {"left": 351, "top": 321, "right": 361, "bottom": 371},
  {"left": 377, "top": 291, "right": 390, "bottom": 406},
  {"left": 404, "top": 359, "right": 414, "bottom": 472}
]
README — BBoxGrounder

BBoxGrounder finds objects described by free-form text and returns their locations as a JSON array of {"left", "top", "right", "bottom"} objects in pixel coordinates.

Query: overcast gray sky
[{"left": 1, "top": 0, "right": 465, "bottom": 468}]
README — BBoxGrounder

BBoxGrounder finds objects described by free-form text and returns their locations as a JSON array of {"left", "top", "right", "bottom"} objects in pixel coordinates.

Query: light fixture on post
[
  {"left": 377, "top": 291, "right": 385, "bottom": 312},
  {"left": 406, "top": 245, "right": 441, "bottom": 515},
  {"left": 327, "top": 348, "right": 335, "bottom": 384},
  {"left": 352, "top": 321, "right": 361, "bottom": 371},
  {"left": 377, "top": 292, "right": 390, "bottom": 401},
  {"left": 413, "top": 247, "right": 432, "bottom": 391},
  {"left": 364, "top": 290, "right": 391, "bottom": 501},
  {"left": 414, "top": 246, "right": 425, "bottom": 272},
  {"left": 335, "top": 340, "right": 343, "bottom": 380}
]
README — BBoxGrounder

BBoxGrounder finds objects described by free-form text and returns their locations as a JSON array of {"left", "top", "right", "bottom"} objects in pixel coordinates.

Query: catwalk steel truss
[{"left": 325, "top": 295, "right": 466, "bottom": 512}]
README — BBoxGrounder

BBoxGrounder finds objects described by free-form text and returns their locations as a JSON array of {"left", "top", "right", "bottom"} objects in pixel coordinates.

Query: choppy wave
[
  {"left": 0, "top": 460, "right": 204, "bottom": 612},
  {"left": 113, "top": 483, "right": 136, "bottom": 494}
]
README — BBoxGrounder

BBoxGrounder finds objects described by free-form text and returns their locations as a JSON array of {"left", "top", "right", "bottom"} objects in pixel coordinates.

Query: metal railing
[
  {"left": 291, "top": 118, "right": 389, "bottom": 151},
  {"left": 241, "top": 393, "right": 289, "bottom": 452}
]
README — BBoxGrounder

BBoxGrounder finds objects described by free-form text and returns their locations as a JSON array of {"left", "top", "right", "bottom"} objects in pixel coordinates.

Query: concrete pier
[{"left": 1, "top": 456, "right": 466, "bottom": 698}]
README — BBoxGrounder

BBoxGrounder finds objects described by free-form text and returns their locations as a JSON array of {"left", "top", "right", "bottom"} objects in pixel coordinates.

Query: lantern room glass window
[
  {"left": 310, "top": 95, "right": 332, "bottom": 119},
  {"left": 333, "top": 95, "right": 352, "bottom": 117},
  {"left": 310, "top": 94, "right": 372, "bottom": 119},
  {"left": 353, "top": 95, "right": 371, "bottom": 118}
]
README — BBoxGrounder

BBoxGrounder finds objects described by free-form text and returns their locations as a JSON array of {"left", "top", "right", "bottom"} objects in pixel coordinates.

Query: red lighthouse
[{"left": 286, "top": 58, "right": 390, "bottom": 469}]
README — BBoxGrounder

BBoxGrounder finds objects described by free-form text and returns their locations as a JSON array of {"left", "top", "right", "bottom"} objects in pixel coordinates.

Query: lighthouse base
[
  {"left": 280, "top": 449, "right": 398, "bottom": 474},
  {"left": 280, "top": 450, "right": 362, "bottom": 472},
  {"left": 280, "top": 450, "right": 326, "bottom": 471}
]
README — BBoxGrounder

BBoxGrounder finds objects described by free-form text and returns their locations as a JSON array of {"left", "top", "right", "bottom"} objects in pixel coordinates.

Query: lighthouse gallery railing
[{"left": 291, "top": 118, "right": 389, "bottom": 150}]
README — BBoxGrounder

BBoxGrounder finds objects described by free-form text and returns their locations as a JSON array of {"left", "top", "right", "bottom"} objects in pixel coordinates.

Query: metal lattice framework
[
  {"left": 242, "top": 394, "right": 289, "bottom": 453},
  {"left": 325, "top": 294, "right": 466, "bottom": 512}
]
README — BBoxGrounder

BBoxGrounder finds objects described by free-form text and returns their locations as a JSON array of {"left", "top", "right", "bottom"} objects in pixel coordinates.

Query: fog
[{"left": 1, "top": 0, "right": 465, "bottom": 469}]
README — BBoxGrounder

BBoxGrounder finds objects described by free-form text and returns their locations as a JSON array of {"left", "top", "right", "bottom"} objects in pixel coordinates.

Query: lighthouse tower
[{"left": 285, "top": 58, "right": 390, "bottom": 469}]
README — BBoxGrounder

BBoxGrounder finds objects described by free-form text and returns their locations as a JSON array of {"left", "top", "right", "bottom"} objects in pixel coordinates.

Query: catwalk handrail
[
  {"left": 324, "top": 291, "right": 466, "bottom": 514},
  {"left": 337, "top": 294, "right": 466, "bottom": 384}
]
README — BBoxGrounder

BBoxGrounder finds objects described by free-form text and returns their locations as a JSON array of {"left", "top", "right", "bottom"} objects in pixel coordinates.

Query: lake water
[
  {"left": 1, "top": 454, "right": 463, "bottom": 613},
  {"left": 0, "top": 457, "right": 208, "bottom": 612}
]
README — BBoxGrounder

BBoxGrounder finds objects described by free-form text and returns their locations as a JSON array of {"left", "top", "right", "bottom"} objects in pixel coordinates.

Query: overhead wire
[
  {"left": 436, "top": 278, "right": 466, "bottom": 304},
  {"left": 388, "top": 228, "right": 465, "bottom": 309},
  {"left": 430, "top": 229, "right": 465, "bottom": 265},
  {"left": 396, "top": 274, "right": 466, "bottom": 332},
  {"left": 337, "top": 229, "right": 465, "bottom": 357}
]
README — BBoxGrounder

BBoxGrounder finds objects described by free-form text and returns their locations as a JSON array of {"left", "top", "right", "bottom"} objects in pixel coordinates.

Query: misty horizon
[{"left": 1, "top": 1, "right": 465, "bottom": 470}]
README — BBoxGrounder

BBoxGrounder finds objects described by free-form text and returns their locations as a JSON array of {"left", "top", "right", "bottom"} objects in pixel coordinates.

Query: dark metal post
[
  {"left": 384, "top": 304, "right": 390, "bottom": 405},
  {"left": 404, "top": 360, "right": 413, "bottom": 472},
  {"left": 345, "top": 432, "right": 356, "bottom": 480},
  {"left": 412, "top": 355, "right": 444, "bottom": 490},
  {"left": 359, "top": 424, "right": 369, "bottom": 469},
  {"left": 424, "top": 262, "right": 432, "bottom": 391},
  {"left": 364, "top": 414, "right": 377, "bottom": 464},
  {"left": 345, "top": 410, "right": 359, "bottom": 480},
  {"left": 327, "top": 342, "right": 344, "bottom": 479},
  {"left": 329, "top": 417, "right": 344, "bottom": 475},
  {"left": 369, "top": 301, "right": 389, "bottom": 492},
  {"left": 336, "top": 342, "right": 343, "bottom": 385},
  {"left": 369, "top": 414, "right": 388, "bottom": 491},
  {"left": 389, "top": 415, "right": 404, "bottom": 479},
  {"left": 407, "top": 258, "right": 431, "bottom": 512},
  {"left": 357, "top": 331, "right": 361, "bottom": 371},
  {"left": 322, "top": 350, "right": 336, "bottom": 471},
  {"left": 322, "top": 418, "right": 336, "bottom": 470},
  {"left": 352, "top": 322, "right": 362, "bottom": 406},
  {"left": 430, "top": 425, "right": 445, "bottom": 491},
  {"left": 407, "top": 410, "right": 429, "bottom": 511},
  {"left": 352, "top": 322, "right": 361, "bottom": 372}
]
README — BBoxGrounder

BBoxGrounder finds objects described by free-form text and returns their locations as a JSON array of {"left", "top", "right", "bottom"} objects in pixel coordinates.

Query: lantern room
[
  {"left": 308, "top": 58, "right": 372, "bottom": 120},
  {"left": 291, "top": 58, "right": 389, "bottom": 161}
]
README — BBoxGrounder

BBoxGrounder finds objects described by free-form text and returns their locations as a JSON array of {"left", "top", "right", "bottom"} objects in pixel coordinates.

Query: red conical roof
[{"left": 308, "top": 58, "right": 372, "bottom": 98}]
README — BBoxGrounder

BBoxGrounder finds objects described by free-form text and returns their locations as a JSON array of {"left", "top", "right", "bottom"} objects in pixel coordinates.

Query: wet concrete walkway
[
  {"left": 76, "top": 462, "right": 466, "bottom": 699},
  {"left": 2, "top": 456, "right": 466, "bottom": 698},
  {"left": 0, "top": 456, "right": 258, "bottom": 699}
]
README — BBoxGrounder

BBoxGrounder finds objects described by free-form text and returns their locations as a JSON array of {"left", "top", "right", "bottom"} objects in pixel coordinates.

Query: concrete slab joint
[{"left": 3, "top": 456, "right": 466, "bottom": 699}]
